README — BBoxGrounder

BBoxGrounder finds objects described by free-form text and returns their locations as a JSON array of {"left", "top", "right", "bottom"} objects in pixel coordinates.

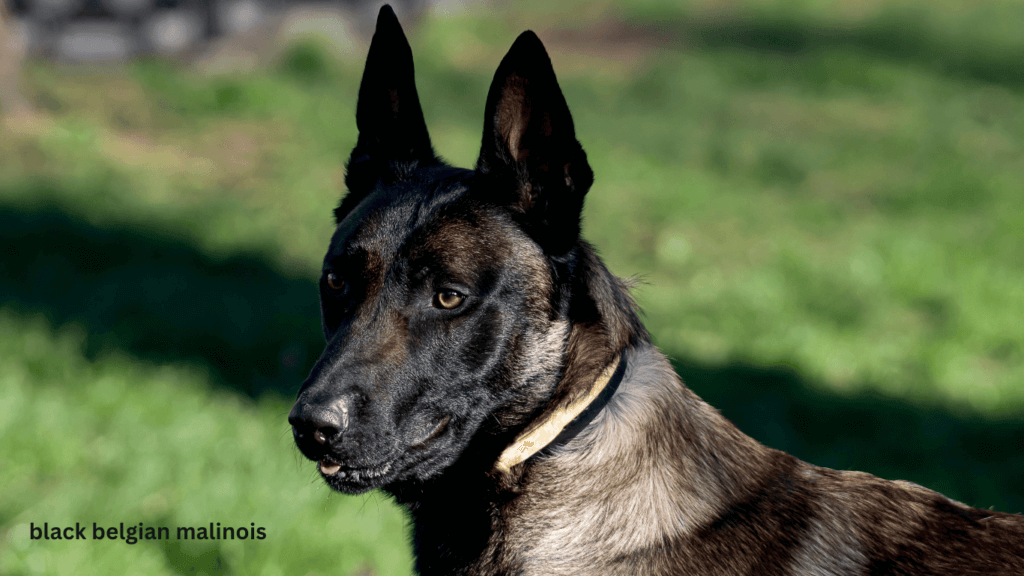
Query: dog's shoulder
[{"left": 511, "top": 344, "right": 1024, "bottom": 575}]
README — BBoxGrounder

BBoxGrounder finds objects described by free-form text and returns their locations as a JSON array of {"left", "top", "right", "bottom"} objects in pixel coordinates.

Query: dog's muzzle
[{"left": 288, "top": 396, "right": 351, "bottom": 474}]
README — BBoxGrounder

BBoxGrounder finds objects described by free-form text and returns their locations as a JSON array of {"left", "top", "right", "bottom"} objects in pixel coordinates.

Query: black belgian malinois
[{"left": 289, "top": 6, "right": 1024, "bottom": 575}]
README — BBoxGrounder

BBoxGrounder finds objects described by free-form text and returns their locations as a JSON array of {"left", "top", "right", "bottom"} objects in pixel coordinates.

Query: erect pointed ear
[
  {"left": 338, "top": 5, "right": 437, "bottom": 222},
  {"left": 476, "top": 31, "right": 594, "bottom": 255}
]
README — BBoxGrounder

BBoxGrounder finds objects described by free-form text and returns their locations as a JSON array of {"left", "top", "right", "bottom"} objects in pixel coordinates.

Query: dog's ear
[
  {"left": 338, "top": 5, "right": 437, "bottom": 222},
  {"left": 476, "top": 31, "right": 594, "bottom": 255}
]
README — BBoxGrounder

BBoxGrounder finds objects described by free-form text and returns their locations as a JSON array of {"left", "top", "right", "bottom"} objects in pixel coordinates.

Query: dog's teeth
[
  {"left": 319, "top": 459, "right": 391, "bottom": 481},
  {"left": 320, "top": 460, "right": 341, "bottom": 475}
]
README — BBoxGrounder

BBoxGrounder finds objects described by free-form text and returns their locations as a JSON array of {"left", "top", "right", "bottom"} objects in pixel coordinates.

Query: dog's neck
[
  {"left": 493, "top": 243, "right": 774, "bottom": 542},
  {"left": 496, "top": 241, "right": 649, "bottom": 470},
  {"left": 401, "top": 343, "right": 776, "bottom": 576},
  {"left": 505, "top": 344, "right": 776, "bottom": 565},
  {"left": 494, "top": 350, "right": 625, "bottom": 473}
]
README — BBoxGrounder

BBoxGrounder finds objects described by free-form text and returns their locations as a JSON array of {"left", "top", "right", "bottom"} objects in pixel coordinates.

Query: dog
[{"left": 288, "top": 6, "right": 1024, "bottom": 575}]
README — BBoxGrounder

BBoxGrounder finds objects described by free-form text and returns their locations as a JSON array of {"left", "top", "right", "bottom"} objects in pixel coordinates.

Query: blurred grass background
[{"left": 2, "top": 0, "right": 1024, "bottom": 574}]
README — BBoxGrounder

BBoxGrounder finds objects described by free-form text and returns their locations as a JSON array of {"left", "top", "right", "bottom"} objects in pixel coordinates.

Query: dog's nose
[{"left": 288, "top": 397, "right": 351, "bottom": 445}]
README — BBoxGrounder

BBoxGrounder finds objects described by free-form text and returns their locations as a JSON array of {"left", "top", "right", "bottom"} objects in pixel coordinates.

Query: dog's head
[{"left": 289, "top": 5, "right": 612, "bottom": 494}]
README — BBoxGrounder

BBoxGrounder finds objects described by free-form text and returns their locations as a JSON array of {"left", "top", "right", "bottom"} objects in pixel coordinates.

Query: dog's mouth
[
  {"left": 319, "top": 457, "right": 393, "bottom": 480},
  {"left": 319, "top": 457, "right": 395, "bottom": 493},
  {"left": 319, "top": 458, "right": 342, "bottom": 476},
  {"left": 313, "top": 415, "right": 451, "bottom": 493}
]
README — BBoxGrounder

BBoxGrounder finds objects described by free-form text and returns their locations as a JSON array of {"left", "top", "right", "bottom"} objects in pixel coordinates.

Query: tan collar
[{"left": 494, "top": 354, "right": 622, "bottom": 474}]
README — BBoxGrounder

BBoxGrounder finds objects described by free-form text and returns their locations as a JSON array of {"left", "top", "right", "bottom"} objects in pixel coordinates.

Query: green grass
[
  {"left": 0, "top": 311, "right": 411, "bottom": 576},
  {"left": 2, "top": 1, "right": 1024, "bottom": 574}
]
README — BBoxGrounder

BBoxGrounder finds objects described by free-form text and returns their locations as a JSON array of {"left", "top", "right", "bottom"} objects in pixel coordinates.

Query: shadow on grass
[
  {"left": 0, "top": 202, "right": 324, "bottom": 398},
  {"left": 637, "top": 11, "right": 1024, "bottom": 90},
  {"left": 1, "top": 202, "right": 1021, "bottom": 512},
  {"left": 672, "top": 356, "right": 1024, "bottom": 514},
  {"left": 161, "top": 538, "right": 232, "bottom": 576}
]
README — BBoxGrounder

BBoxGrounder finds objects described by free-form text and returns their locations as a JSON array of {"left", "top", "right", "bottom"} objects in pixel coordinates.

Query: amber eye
[
  {"left": 433, "top": 290, "right": 465, "bottom": 310},
  {"left": 325, "top": 272, "right": 345, "bottom": 293}
]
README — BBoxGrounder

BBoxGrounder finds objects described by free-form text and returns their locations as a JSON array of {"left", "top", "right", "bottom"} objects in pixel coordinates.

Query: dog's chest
[{"left": 495, "top": 460, "right": 698, "bottom": 575}]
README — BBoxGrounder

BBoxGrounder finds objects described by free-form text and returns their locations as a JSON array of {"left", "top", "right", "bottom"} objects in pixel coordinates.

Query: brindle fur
[{"left": 289, "top": 6, "right": 1024, "bottom": 575}]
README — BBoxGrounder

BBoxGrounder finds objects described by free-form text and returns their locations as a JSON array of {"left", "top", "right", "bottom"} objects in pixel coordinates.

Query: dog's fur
[{"left": 289, "top": 6, "right": 1024, "bottom": 575}]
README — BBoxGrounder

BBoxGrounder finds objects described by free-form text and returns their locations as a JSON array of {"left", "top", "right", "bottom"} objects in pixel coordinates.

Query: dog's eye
[
  {"left": 433, "top": 290, "right": 465, "bottom": 310},
  {"left": 325, "top": 272, "right": 346, "bottom": 293}
]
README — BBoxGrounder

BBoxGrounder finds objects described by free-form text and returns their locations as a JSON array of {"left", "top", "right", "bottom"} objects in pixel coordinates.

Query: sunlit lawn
[{"left": 2, "top": 1, "right": 1023, "bottom": 574}]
